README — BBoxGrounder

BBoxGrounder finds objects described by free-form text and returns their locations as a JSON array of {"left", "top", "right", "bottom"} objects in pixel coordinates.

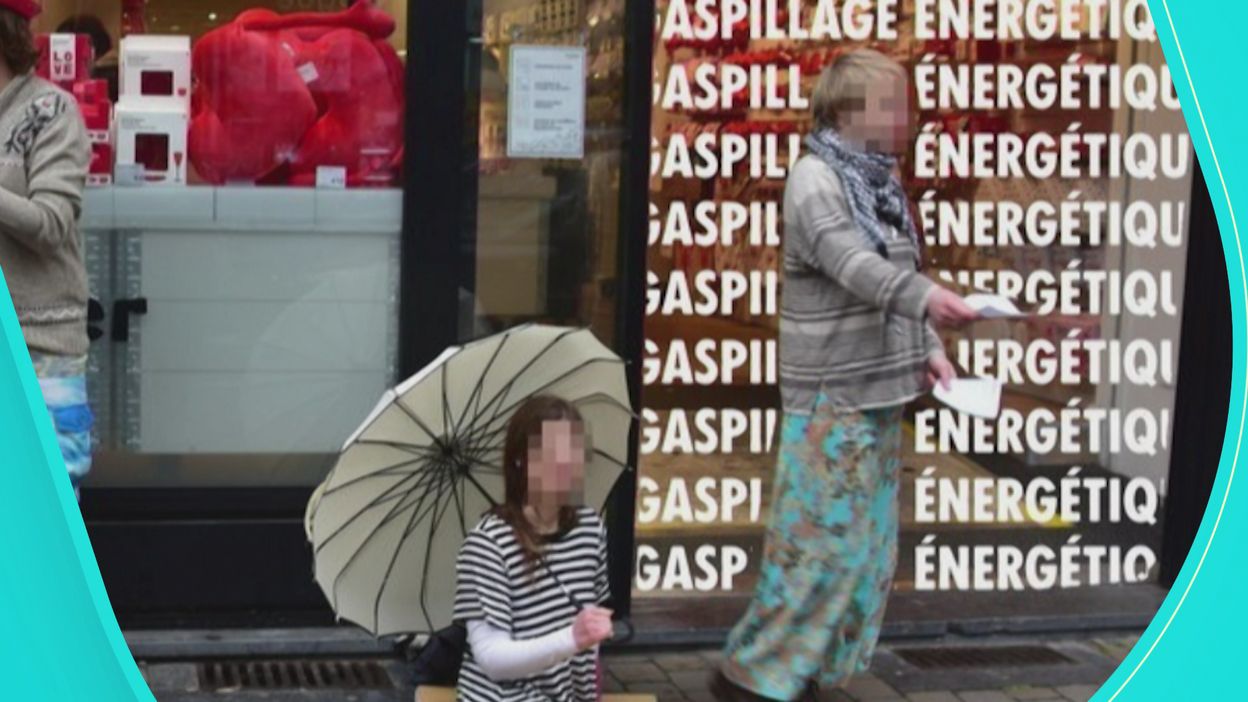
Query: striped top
[
  {"left": 781, "top": 154, "right": 944, "bottom": 415},
  {"left": 454, "top": 507, "right": 610, "bottom": 702}
]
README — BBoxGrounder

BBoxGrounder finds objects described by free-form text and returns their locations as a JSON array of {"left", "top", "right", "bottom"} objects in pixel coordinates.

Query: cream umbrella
[{"left": 306, "top": 324, "right": 633, "bottom": 636}]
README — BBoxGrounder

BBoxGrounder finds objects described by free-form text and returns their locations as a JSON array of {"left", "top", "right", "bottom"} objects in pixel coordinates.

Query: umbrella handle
[{"left": 608, "top": 617, "right": 635, "bottom": 646}]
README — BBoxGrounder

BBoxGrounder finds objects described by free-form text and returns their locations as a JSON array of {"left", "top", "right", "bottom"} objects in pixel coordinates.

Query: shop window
[
  {"left": 640, "top": 1, "right": 1191, "bottom": 632},
  {"left": 34, "top": 0, "right": 409, "bottom": 488}
]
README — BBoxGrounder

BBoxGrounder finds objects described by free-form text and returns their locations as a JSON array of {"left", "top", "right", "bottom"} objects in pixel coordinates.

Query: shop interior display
[
  {"left": 113, "top": 35, "right": 188, "bottom": 185},
  {"left": 189, "top": 0, "right": 404, "bottom": 187},
  {"left": 75, "top": 79, "right": 113, "bottom": 186},
  {"left": 36, "top": 0, "right": 405, "bottom": 189},
  {"left": 36, "top": 32, "right": 114, "bottom": 186},
  {"left": 120, "top": 34, "right": 190, "bottom": 102},
  {"left": 36, "top": 32, "right": 93, "bottom": 90},
  {"left": 122, "top": 0, "right": 146, "bottom": 36},
  {"left": 115, "top": 98, "right": 188, "bottom": 185}
]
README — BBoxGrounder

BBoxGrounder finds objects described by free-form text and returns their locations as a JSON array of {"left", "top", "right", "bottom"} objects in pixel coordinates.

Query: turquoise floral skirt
[
  {"left": 30, "top": 352, "right": 93, "bottom": 496},
  {"left": 721, "top": 394, "right": 903, "bottom": 701}
]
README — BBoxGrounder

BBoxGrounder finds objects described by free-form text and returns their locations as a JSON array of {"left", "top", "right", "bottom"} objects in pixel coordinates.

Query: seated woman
[{"left": 454, "top": 395, "right": 616, "bottom": 701}]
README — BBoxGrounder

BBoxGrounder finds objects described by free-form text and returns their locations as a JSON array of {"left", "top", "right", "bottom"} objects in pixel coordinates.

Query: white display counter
[{"left": 84, "top": 187, "right": 403, "bottom": 477}]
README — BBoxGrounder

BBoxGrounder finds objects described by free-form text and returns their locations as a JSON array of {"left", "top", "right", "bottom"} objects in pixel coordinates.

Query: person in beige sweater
[
  {"left": 710, "top": 50, "right": 977, "bottom": 702},
  {"left": 0, "top": 0, "right": 94, "bottom": 497}
]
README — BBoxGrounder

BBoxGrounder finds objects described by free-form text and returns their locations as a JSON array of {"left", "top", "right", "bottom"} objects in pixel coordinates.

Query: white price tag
[
  {"left": 114, "top": 163, "right": 145, "bottom": 187},
  {"left": 297, "top": 62, "right": 319, "bottom": 84},
  {"left": 316, "top": 166, "right": 347, "bottom": 190}
]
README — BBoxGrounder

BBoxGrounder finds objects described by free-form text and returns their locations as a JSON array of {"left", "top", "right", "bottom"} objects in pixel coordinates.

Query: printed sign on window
[
  {"left": 50, "top": 34, "right": 77, "bottom": 82},
  {"left": 506, "top": 45, "right": 586, "bottom": 160}
]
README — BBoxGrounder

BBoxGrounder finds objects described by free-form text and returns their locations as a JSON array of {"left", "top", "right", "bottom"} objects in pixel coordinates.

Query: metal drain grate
[
  {"left": 897, "top": 645, "right": 1075, "bottom": 670},
  {"left": 197, "top": 659, "right": 394, "bottom": 691}
]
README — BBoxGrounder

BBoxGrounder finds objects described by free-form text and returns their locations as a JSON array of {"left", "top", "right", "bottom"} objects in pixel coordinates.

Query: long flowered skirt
[
  {"left": 720, "top": 395, "right": 903, "bottom": 701},
  {"left": 30, "top": 351, "right": 94, "bottom": 497}
]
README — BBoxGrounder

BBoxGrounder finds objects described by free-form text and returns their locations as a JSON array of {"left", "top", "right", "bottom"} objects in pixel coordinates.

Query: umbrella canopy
[{"left": 307, "top": 324, "right": 633, "bottom": 636}]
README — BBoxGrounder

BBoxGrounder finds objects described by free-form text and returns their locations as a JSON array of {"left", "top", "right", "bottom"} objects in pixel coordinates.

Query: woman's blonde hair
[{"left": 811, "top": 49, "right": 907, "bottom": 130}]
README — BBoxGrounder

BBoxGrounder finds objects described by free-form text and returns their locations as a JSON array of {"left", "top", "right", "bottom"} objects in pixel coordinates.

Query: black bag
[
  {"left": 404, "top": 547, "right": 628, "bottom": 689},
  {"left": 407, "top": 623, "right": 468, "bottom": 687}
]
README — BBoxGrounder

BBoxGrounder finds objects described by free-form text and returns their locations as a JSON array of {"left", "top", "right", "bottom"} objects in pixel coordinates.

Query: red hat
[{"left": 0, "top": 0, "right": 40, "bottom": 19}]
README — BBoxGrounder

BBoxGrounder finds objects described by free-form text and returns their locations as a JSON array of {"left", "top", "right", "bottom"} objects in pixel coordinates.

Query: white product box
[
  {"left": 120, "top": 35, "right": 191, "bottom": 105},
  {"left": 114, "top": 100, "right": 189, "bottom": 186}
]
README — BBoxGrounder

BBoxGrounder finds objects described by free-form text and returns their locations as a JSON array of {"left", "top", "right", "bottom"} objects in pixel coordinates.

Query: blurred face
[
  {"left": 526, "top": 419, "right": 587, "bottom": 509},
  {"left": 838, "top": 74, "right": 912, "bottom": 155}
]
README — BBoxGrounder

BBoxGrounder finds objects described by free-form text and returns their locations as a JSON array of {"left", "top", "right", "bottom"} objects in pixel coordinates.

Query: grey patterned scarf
[{"left": 804, "top": 128, "right": 917, "bottom": 260}]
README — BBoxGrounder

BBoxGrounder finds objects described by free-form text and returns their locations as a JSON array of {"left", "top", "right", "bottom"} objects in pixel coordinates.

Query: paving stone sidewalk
[
  {"left": 140, "top": 633, "right": 1139, "bottom": 702},
  {"left": 598, "top": 634, "right": 1138, "bottom": 702}
]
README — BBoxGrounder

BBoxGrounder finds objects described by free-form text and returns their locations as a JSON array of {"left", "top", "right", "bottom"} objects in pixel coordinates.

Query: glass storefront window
[
  {"left": 22, "top": 0, "right": 1202, "bottom": 630},
  {"left": 638, "top": 0, "right": 1192, "bottom": 632},
  {"left": 34, "top": 0, "right": 408, "bottom": 487}
]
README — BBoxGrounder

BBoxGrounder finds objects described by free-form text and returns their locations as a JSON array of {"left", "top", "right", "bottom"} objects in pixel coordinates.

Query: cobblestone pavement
[
  {"left": 599, "top": 634, "right": 1138, "bottom": 702},
  {"left": 141, "top": 634, "right": 1138, "bottom": 702}
]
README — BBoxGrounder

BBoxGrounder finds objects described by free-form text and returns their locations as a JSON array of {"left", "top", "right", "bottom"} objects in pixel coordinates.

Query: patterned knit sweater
[
  {"left": 780, "top": 154, "right": 945, "bottom": 415},
  {"left": 0, "top": 73, "right": 90, "bottom": 357}
]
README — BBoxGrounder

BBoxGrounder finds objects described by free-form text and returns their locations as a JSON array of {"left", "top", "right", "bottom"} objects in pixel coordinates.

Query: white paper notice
[
  {"left": 507, "top": 45, "right": 586, "bottom": 159},
  {"left": 964, "top": 293, "right": 1027, "bottom": 319},
  {"left": 932, "top": 377, "right": 1003, "bottom": 419}
]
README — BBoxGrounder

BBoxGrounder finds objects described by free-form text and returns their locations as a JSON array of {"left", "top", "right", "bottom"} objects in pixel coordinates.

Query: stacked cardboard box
[
  {"left": 115, "top": 35, "right": 190, "bottom": 186},
  {"left": 75, "top": 80, "right": 113, "bottom": 186}
]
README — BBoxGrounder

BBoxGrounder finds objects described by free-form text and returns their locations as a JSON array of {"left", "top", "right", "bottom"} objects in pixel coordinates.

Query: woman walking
[
  {"left": 0, "top": 0, "right": 94, "bottom": 497},
  {"left": 710, "top": 49, "right": 978, "bottom": 702},
  {"left": 454, "top": 396, "right": 615, "bottom": 701}
]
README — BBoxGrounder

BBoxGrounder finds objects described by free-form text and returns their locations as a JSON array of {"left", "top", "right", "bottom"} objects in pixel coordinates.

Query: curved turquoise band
[
  {"left": 0, "top": 1, "right": 1245, "bottom": 699},
  {"left": 1097, "top": 2, "right": 1248, "bottom": 697},
  {"left": 0, "top": 265, "right": 153, "bottom": 699}
]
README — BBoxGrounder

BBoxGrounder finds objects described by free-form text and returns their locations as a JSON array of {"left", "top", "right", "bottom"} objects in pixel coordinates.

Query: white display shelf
[{"left": 82, "top": 186, "right": 404, "bottom": 233}]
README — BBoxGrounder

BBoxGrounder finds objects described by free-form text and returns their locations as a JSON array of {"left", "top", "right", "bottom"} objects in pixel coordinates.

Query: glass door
[
  {"left": 464, "top": 0, "right": 628, "bottom": 345},
  {"left": 449, "top": 0, "right": 647, "bottom": 617}
]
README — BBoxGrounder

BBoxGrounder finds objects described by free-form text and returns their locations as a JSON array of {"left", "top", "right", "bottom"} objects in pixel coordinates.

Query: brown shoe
[{"left": 708, "top": 670, "right": 785, "bottom": 702}]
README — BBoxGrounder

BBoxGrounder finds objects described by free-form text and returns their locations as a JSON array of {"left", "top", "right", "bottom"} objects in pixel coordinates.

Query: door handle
[
  {"left": 87, "top": 298, "right": 105, "bottom": 342},
  {"left": 111, "top": 297, "right": 148, "bottom": 342}
]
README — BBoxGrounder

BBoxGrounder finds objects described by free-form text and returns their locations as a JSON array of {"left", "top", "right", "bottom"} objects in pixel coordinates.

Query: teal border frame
[
  {"left": 0, "top": 2, "right": 1244, "bottom": 698},
  {"left": 1097, "top": 2, "right": 1248, "bottom": 697}
]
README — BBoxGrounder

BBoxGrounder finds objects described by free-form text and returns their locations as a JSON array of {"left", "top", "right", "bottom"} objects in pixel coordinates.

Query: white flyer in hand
[
  {"left": 932, "top": 377, "right": 1003, "bottom": 419},
  {"left": 963, "top": 293, "right": 1026, "bottom": 319}
]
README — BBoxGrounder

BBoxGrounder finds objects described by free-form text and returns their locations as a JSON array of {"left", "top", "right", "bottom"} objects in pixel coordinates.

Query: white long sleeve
[{"left": 466, "top": 619, "right": 582, "bottom": 681}]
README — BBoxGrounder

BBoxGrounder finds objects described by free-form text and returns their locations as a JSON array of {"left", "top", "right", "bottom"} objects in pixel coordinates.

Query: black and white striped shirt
[{"left": 454, "top": 507, "right": 610, "bottom": 702}]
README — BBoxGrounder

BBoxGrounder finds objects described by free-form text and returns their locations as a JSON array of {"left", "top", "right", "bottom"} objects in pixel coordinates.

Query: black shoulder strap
[{"left": 536, "top": 551, "right": 586, "bottom": 612}]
